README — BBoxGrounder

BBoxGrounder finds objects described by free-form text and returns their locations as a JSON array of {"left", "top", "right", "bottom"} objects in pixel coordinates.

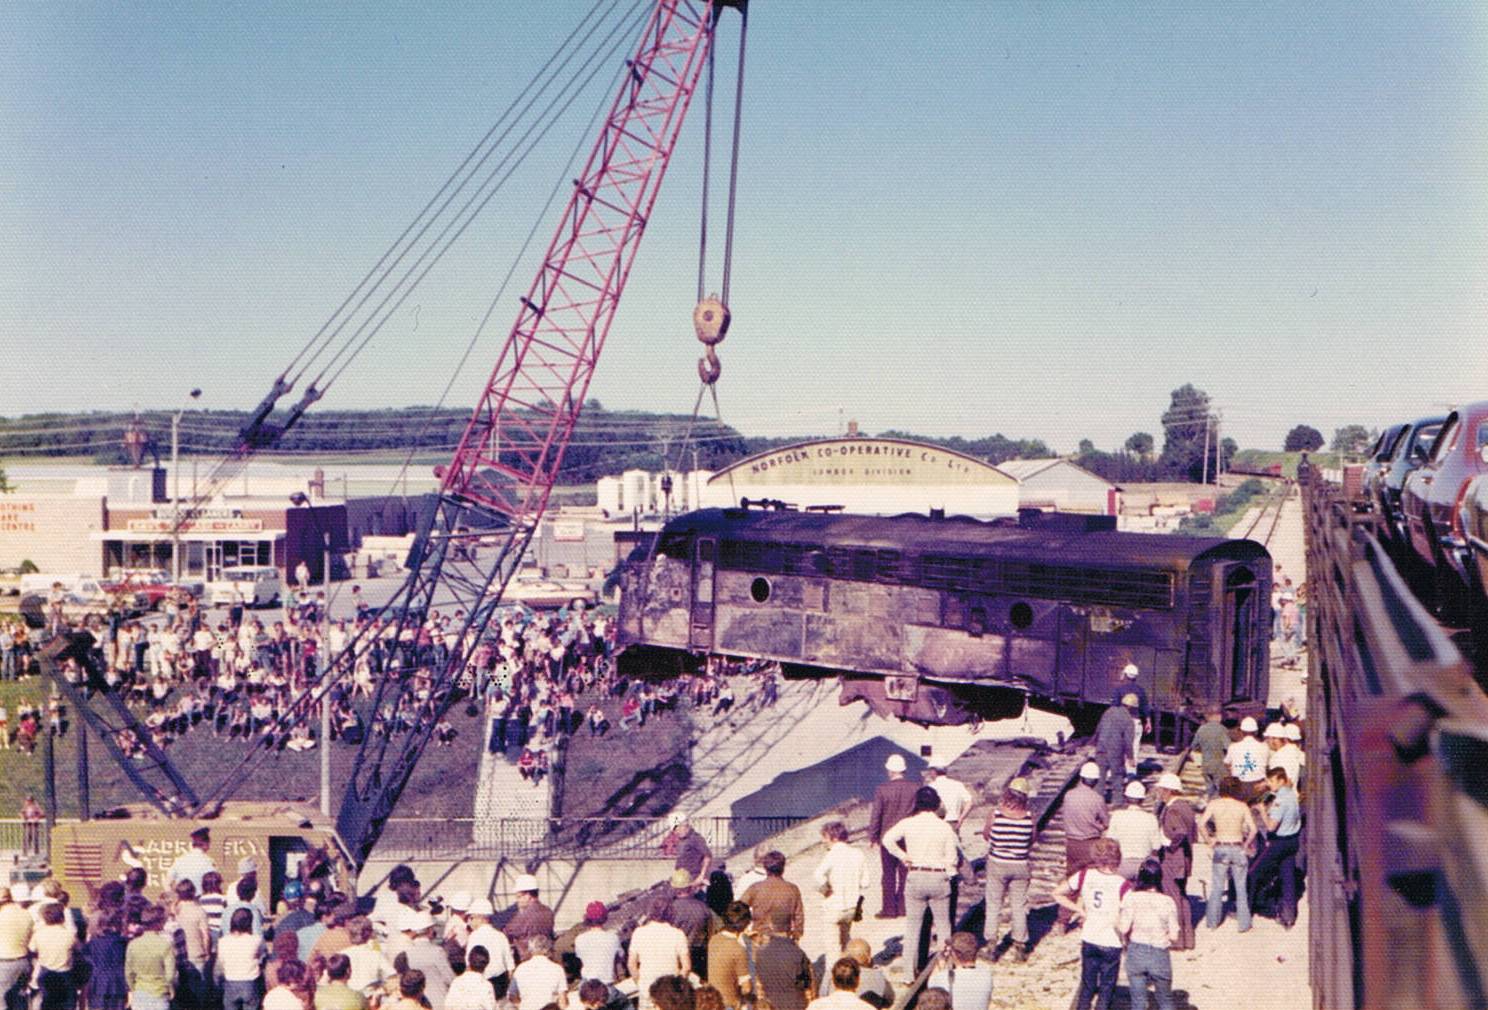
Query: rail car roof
[{"left": 654, "top": 508, "right": 1269, "bottom": 571}]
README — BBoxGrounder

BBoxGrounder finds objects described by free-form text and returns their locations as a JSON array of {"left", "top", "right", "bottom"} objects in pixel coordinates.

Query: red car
[
  {"left": 1400, "top": 399, "right": 1488, "bottom": 617},
  {"left": 100, "top": 569, "right": 200, "bottom": 611}
]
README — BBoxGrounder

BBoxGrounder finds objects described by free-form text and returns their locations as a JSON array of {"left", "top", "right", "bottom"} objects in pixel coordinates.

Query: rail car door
[
  {"left": 1220, "top": 565, "right": 1260, "bottom": 701},
  {"left": 689, "top": 537, "right": 716, "bottom": 651},
  {"left": 1055, "top": 609, "right": 1087, "bottom": 702}
]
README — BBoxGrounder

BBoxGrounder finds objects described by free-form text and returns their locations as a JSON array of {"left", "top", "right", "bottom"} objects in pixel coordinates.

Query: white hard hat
[
  {"left": 397, "top": 907, "right": 434, "bottom": 933},
  {"left": 884, "top": 754, "right": 907, "bottom": 773},
  {"left": 467, "top": 898, "right": 495, "bottom": 917},
  {"left": 8, "top": 883, "right": 28, "bottom": 903},
  {"left": 1157, "top": 773, "right": 1184, "bottom": 792},
  {"left": 1263, "top": 722, "right": 1285, "bottom": 739},
  {"left": 1124, "top": 780, "right": 1147, "bottom": 800},
  {"left": 1122, "top": 663, "right": 1140, "bottom": 679},
  {"left": 1079, "top": 761, "right": 1100, "bottom": 780},
  {"left": 665, "top": 812, "right": 688, "bottom": 830},
  {"left": 1283, "top": 724, "right": 1302, "bottom": 741},
  {"left": 446, "top": 891, "right": 472, "bottom": 912},
  {"left": 1240, "top": 716, "right": 1259, "bottom": 734},
  {"left": 513, "top": 873, "right": 540, "bottom": 894}
]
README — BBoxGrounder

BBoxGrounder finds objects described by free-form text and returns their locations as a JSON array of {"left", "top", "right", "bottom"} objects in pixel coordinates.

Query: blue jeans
[
  {"left": 1074, "top": 942, "right": 1121, "bottom": 1010},
  {"left": 0, "top": 648, "right": 13, "bottom": 680},
  {"left": 1206, "top": 844, "right": 1251, "bottom": 931},
  {"left": 1125, "top": 942, "right": 1173, "bottom": 1010},
  {"left": 221, "top": 978, "right": 262, "bottom": 1010}
]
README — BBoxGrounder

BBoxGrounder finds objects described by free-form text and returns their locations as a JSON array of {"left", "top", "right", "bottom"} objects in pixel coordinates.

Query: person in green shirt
[
  {"left": 124, "top": 905, "right": 176, "bottom": 1010},
  {"left": 315, "top": 953, "right": 368, "bottom": 1010},
  {"left": 1189, "top": 705, "right": 1232, "bottom": 800}
]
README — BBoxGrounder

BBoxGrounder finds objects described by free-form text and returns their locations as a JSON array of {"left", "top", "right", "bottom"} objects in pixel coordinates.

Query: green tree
[
  {"left": 1331, "top": 424, "right": 1372, "bottom": 455},
  {"left": 0, "top": 466, "right": 9, "bottom": 493},
  {"left": 1160, "top": 384, "right": 1214, "bottom": 482},
  {"left": 1124, "top": 432, "right": 1154, "bottom": 458},
  {"left": 1077, "top": 438, "right": 1096, "bottom": 455},
  {"left": 1284, "top": 425, "right": 1324, "bottom": 452}
]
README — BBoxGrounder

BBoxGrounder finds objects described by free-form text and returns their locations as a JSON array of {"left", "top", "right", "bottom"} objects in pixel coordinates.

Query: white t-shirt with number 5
[{"left": 1065, "top": 868, "right": 1130, "bottom": 949}]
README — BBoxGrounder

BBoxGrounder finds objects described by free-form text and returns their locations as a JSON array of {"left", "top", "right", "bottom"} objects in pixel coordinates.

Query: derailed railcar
[{"left": 616, "top": 508, "right": 1270, "bottom": 739}]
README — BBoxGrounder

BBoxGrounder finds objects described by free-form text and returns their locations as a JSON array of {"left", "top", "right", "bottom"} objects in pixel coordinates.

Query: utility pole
[
  {"left": 320, "top": 531, "right": 332, "bottom": 817},
  {"left": 1201, "top": 415, "right": 1211, "bottom": 486},
  {"left": 171, "top": 388, "right": 203, "bottom": 583},
  {"left": 1213, "top": 410, "right": 1223, "bottom": 485}
]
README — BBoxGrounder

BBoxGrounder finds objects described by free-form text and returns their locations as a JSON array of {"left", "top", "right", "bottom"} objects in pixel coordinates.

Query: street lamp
[{"left": 172, "top": 388, "right": 203, "bottom": 583}]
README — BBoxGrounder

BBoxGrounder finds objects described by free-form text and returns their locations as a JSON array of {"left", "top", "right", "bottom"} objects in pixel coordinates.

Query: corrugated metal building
[{"left": 997, "top": 458, "right": 1119, "bottom": 515}]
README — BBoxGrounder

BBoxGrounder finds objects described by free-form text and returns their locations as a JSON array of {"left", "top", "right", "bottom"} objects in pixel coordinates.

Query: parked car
[
  {"left": 205, "top": 566, "right": 283, "bottom": 608},
  {"left": 1458, "top": 473, "right": 1488, "bottom": 620},
  {"left": 1400, "top": 400, "right": 1488, "bottom": 618},
  {"left": 1360, "top": 422, "right": 1409, "bottom": 516},
  {"left": 504, "top": 577, "right": 597, "bottom": 610},
  {"left": 1378, "top": 415, "right": 1447, "bottom": 549},
  {"left": 101, "top": 569, "right": 199, "bottom": 610}
]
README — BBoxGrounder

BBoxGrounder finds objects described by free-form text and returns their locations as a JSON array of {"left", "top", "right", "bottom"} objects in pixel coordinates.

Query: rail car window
[{"left": 657, "top": 533, "right": 693, "bottom": 558}]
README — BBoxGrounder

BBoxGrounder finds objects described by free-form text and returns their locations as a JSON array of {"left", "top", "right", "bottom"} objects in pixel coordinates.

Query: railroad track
[{"left": 1237, "top": 481, "right": 1290, "bottom": 546}]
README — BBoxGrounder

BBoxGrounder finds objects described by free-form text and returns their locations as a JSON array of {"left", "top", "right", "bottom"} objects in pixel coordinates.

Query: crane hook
[{"left": 694, "top": 294, "right": 729, "bottom": 385}]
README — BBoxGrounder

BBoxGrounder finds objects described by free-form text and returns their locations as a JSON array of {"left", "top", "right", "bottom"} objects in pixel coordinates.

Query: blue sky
[{"left": 3, "top": 2, "right": 1486, "bottom": 452}]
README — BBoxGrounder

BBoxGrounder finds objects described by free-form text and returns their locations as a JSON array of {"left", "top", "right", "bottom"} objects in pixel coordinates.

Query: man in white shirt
[
  {"left": 808, "top": 957, "right": 879, "bottom": 1010},
  {"left": 922, "top": 766, "right": 972, "bottom": 834},
  {"left": 1105, "top": 781, "right": 1166, "bottom": 880},
  {"left": 447, "top": 945, "right": 499, "bottom": 1010},
  {"left": 572, "top": 902, "right": 624, "bottom": 985},
  {"left": 511, "top": 934, "right": 568, "bottom": 1008},
  {"left": 464, "top": 899, "right": 515, "bottom": 989},
  {"left": 166, "top": 827, "right": 217, "bottom": 894},
  {"left": 812, "top": 822, "right": 870, "bottom": 953},
  {"left": 880, "top": 787, "right": 960, "bottom": 976},
  {"left": 1225, "top": 717, "right": 1270, "bottom": 800},
  {"left": 1266, "top": 724, "right": 1304, "bottom": 789},
  {"left": 626, "top": 898, "right": 690, "bottom": 1010}
]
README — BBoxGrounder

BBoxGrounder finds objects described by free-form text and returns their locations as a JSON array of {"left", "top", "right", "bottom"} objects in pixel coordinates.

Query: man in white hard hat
[
  {"left": 1225, "top": 717, "right": 1269, "bottom": 801},
  {"left": 1152, "top": 772, "right": 1198, "bottom": 950},
  {"left": 1056, "top": 762, "right": 1110, "bottom": 933},
  {"left": 400, "top": 906, "right": 455, "bottom": 1008},
  {"left": 504, "top": 873, "right": 554, "bottom": 961},
  {"left": 867, "top": 753, "right": 919, "bottom": 918},
  {"left": 465, "top": 898, "right": 515, "bottom": 992},
  {"left": 442, "top": 890, "right": 473, "bottom": 947},
  {"left": 1105, "top": 780, "right": 1166, "bottom": 880},
  {"left": 1115, "top": 662, "right": 1149, "bottom": 772},
  {"left": 1268, "top": 724, "right": 1304, "bottom": 790}
]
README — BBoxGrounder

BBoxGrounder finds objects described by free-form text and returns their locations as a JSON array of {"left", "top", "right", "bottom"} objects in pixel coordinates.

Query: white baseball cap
[
  {"left": 1263, "top": 722, "right": 1285, "bottom": 739},
  {"left": 1283, "top": 724, "right": 1302, "bottom": 741},
  {"left": 1157, "top": 773, "right": 1184, "bottom": 792},
  {"left": 397, "top": 907, "right": 434, "bottom": 933},
  {"left": 1240, "top": 716, "right": 1259, "bottom": 733},
  {"left": 1122, "top": 663, "right": 1140, "bottom": 679},
  {"left": 1079, "top": 761, "right": 1100, "bottom": 780},
  {"left": 884, "top": 754, "right": 907, "bottom": 773},
  {"left": 446, "top": 891, "right": 472, "bottom": 912},
  {"left": 467, "top": 898, "right": 495, "bottom": 917},
  {"left": 1124, "top": 781, "right": 1147, "bottom": 800},
  {"left": 513, "top": 873, "right": 540, "bottom": 894}
]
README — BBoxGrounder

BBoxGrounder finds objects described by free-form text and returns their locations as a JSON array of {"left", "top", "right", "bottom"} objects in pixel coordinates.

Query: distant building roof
[{"left": 998, "top": 457, "right": 1120, "bottom": 490}]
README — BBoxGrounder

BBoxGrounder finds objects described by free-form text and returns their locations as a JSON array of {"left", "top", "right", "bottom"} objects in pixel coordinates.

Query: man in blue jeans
[
  {"left": 1198, "top": 777, "right": 1258, "bottom": 932},
  {"left": 1250, "top": 767, "right": 1303, "bottom": 928}
]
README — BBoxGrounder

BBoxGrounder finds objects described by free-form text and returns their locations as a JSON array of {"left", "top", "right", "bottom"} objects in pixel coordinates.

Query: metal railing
[
  {"left": 1301, "top": 467, "right": 1488, "bottom": 1009},
  {"left": 375, "top": 813, "right": 808, "bottom": 863}
]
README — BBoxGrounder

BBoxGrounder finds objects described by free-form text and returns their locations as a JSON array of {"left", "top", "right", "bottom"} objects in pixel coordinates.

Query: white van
[{"left": 206, "top": 566, "right": 283, "bottom": 608}]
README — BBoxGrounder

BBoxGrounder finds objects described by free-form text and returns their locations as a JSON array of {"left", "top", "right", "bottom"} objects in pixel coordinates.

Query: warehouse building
[{"left": 997, "top": 457, "right": 1119, "bottom": 515}]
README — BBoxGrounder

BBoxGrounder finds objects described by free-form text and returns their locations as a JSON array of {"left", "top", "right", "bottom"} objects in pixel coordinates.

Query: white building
[
  {"left": 997, "top": 458, "right": 1119, "bottom": 515},
  {"left": 696, "top": 437, "right": 1019, "bottom": 518}
]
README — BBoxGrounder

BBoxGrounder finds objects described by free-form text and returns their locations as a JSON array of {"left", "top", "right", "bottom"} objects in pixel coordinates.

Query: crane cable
[{"left": 659, "top": 2, "right": 748, "bottom": 513}]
